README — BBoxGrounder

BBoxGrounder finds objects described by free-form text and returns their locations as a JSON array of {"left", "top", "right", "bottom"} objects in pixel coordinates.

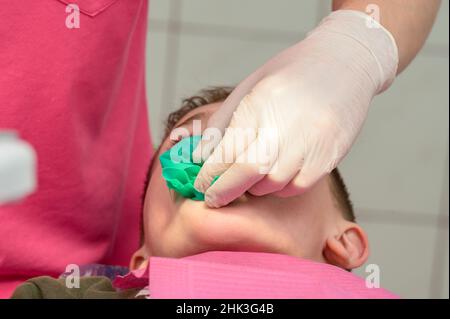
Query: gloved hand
[{"left": 193, "top": 10, "right": 398, "bottom": 208}]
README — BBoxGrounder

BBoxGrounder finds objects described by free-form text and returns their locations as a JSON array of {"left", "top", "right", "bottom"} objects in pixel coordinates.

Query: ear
[
  {"left": 323, "top": 222, "right": 369, "bottom": 270},
  {"left": 129, "top": 246, "right": 150, "bottom": 270}
]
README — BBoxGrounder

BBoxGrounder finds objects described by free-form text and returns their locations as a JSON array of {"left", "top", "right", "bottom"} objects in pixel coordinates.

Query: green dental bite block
[{"left": 159, "top": 135, "right": 218, "bottom": 201}]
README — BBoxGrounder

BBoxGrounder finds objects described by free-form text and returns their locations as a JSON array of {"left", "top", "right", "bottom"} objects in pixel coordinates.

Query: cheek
[
  {"left": 143, "top": 165, "right": 174, "bottom": 248},
  {"left": 291, "top": 196, "right": 331, "bottom": 258}
]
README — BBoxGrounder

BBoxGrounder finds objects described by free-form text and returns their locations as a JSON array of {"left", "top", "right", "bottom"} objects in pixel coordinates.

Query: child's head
[{"left": 131, "top": 88, "right": 369, "bottom": 271}]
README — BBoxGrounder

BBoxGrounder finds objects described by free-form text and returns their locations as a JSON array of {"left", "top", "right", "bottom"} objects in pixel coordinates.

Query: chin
[{"left": 151, "top": 198, "right": 294, "bottom": 258}]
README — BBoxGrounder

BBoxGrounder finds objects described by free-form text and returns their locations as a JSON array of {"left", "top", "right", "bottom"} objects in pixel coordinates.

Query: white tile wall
[
  {"left": 148, "top": 0, "right": 170, "bottom": 21},
  {"left": 180, "top": 0, "right": 318, "bottom": 33},
  {"left": 428, "top": 0, "right": 450, "bottom": 47},
  {"left": 340, "top": 54, "right": 449, "bottom": 216},
  {"left": 354, "top": 222, "right": 437, "bottom": 298},
  {"left": 434, "top": 226, "right": 450, "bottom": 298},
  {"left": 145, "top": 0, "right": 449, "bottom": 299},
  {"left": 146, "top": 30, "right": 168, "bottom": 144},
  {"left": 443, "top": 245, "right": 449, "bottom": 298},
  {"left": 174, "top": 34, "right": 295, "bottom": 111}
]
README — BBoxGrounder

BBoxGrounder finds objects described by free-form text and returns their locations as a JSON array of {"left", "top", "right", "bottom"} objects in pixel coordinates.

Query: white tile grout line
[
  {"left": 429, "top": 149, "right": 449, "bottom": 298},
  {"left": 148, "top": 19, "right": 449, "bottom": 59}
]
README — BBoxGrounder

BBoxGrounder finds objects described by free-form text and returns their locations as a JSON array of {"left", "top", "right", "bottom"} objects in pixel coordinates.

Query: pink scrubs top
[{"left": 0, "top": 0, "right": 151, "bottom": 297}]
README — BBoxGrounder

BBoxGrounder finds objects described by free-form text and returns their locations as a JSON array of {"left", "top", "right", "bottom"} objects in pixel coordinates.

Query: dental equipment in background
[{"left": 0, "top": 131, "right": 36, "bottom": 205}]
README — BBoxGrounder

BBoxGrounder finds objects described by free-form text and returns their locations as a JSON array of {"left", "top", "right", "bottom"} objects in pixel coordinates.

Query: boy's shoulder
[{"left": 11, "top": 275, "right": 142, "bottom": 299}]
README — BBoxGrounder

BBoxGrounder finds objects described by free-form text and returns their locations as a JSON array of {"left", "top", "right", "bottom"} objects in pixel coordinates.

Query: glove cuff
[{"left": 314, "top": 9, "right": 399, "bottom": 94}]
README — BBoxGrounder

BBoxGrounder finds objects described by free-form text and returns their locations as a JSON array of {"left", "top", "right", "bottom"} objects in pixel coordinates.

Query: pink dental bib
[{"left": 115, "top": 251, "right": 398, "bottom": 299}]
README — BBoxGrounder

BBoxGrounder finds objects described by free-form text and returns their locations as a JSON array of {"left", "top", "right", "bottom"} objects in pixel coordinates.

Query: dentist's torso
[{"left": 0, "top": 0, "right": 151, "bottom": 297}]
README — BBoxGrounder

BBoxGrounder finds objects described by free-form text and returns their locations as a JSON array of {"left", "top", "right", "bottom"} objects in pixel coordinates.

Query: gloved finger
[
  {"left": 194, "top": 99, "right": 258, "bottom": 193},
  {"left": 247, "top": 141, "right": 304, "bottom": 196},
  {"left": 203, "top": 138, "right": 271, "bottom": 208},
  {"left": 273, "top": 159, "right": 328, "bottom": 198},
  {"left": 192, "top": 70, "right": 263, "bottom": 164},
  {"left": 273, "top": 132, "right": 341, "bottom": 197}
]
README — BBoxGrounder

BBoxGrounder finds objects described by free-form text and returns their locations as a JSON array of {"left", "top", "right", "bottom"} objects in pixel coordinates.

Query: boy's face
[{"left": 132, "top": 102, "right": 368, "bottom": 270}]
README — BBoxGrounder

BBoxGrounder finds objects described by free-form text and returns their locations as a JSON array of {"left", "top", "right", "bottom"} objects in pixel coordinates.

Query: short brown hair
[{"left": 141, "top": 87, "right": 355, "bottom": 242}]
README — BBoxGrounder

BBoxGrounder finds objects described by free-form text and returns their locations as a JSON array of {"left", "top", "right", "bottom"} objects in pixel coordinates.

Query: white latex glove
[{"left": 193, "top": 10, "right": 398, "bottom": 208}]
